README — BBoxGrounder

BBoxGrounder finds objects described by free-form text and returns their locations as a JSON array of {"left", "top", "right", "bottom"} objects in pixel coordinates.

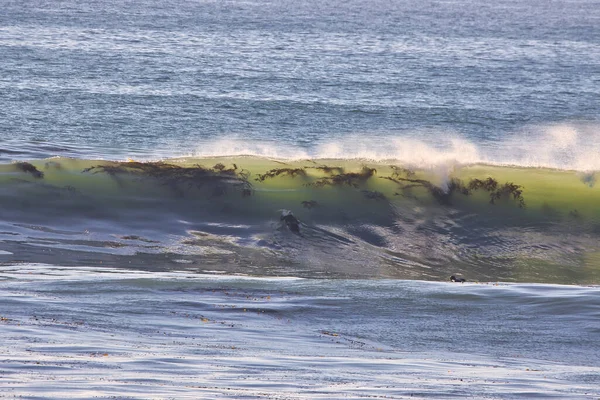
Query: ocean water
[{"left": 1, "top": 0, "right": 600, "bottom": 398}]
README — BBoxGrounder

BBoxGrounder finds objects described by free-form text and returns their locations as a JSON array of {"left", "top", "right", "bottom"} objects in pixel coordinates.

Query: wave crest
[{"left": 191, "top": 123, "right": 600, "bottom": 171}]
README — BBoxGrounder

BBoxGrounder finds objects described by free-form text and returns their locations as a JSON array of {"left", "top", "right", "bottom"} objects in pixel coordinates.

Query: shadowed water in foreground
[{"left": 0, "top": 265, "right": 599, "bottom": 399}]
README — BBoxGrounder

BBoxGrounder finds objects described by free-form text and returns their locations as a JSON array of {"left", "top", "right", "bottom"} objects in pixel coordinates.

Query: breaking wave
[
  {"left": 191, "top": 123, "right": 600, "bottom": 171},
  {"left": 0, "top": 153, "right": 599, "bottom": 284}
]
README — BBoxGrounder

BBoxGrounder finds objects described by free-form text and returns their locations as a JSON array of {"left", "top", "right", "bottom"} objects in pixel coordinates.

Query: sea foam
[{"left": 191, "top": 123, "right": 600, "bottom": 171}]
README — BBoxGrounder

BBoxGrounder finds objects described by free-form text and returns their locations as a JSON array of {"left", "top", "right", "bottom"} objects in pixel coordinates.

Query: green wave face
[{"left": 1, "top": 156, "right": 599, "bottom": 284}]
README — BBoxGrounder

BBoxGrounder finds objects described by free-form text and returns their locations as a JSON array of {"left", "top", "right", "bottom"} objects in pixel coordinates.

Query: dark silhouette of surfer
[
  {"left": 450, "top": 275, "right": 466, "bottom": 283},
  {"left": 280, "top": 210, "right": 300, "bottom": 234}
]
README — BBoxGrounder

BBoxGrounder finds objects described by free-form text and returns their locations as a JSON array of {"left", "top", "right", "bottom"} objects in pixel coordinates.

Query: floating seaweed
[
  {"left": 82, "top": 161, "right": 253, "bottom": 197},
  {"left": 14, "top": 162, "right": 44, "bottom": 179},
  {"left": 390, "top": 165, "right": 415, "bottom": 178},
  {"left": 468, "top": 178, "right": 525, "bottom": 207},
  {"left": 255, "top": 168, "right": 307, "bottom": 182},
  {"left": 211, "top": 163, "right": 240, "bottom": 176},
  {"left": 309, "top": 166, "right": 376, "bottom": 188},
  {"left": 447, "top": 178, "right": 471, "bottom": 196},
  {"left": 489, "top": 182, "right": 525, "bottom": 208},
  {"left": 421, "top": 178, "right": 469, "bottom": 205},
  {"left": 82, "top": 164, "right": 126, "bottom": 176},
  {"left": 467, "top": 177, "right": 498, "bottom": 192},
  {"left": 380, "top": 175, "right": 458, "bottom": 204},
  {"left": 381, "top": 174, "right": 525, "bottom": 208}
]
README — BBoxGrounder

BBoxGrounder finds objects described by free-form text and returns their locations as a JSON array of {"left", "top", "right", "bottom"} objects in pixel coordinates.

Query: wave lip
[{"left": 191, "top": 123, "right": 600, "bottom": 171}]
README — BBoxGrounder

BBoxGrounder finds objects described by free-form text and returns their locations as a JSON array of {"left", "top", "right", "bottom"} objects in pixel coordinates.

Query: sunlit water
[
  {"left": 0, "top": 0, "right": 599, "bottom": 162},
  {"left": 1, "top": 0, "right": 600, "bottom": 397},
  {"left": 1, "top": 266, "right": 599, "bottom": 399}
]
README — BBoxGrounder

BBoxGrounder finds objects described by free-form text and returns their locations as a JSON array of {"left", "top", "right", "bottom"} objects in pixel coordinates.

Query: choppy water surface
[
  {"left": 1, "top": 0, "right": 600, "bottom": 397},
  {"left": 1, "top": 265, "right": 599, "bottom": 399},
  {"left": 1, "top": 0, "right": 599, "bottom": 159}
]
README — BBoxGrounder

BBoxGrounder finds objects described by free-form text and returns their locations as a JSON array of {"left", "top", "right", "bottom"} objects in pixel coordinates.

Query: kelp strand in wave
[
  {"left": 381, "top": 176, "right": 468, "bottom": 205},
  {"left": 390, "top": 165, "right": 416, "bottom": 179},
  {"left": 382, "top": 175, "right": 525, "bottom": 208},
  {"left": 82, "top": 161, "right": 253, "bottom": 196},
  {"left": 308, "top": 166, "right": 377, "bottom": 188},
  {"left": 14, "top": 162, "right": 44, "bottom": 179},
  {"left": 468, "top": 177, "right": 526, "bottom": 208},
  {"left": 307, "top": 165, "right": 346, "bottom": 175},
  {"left": 255, "top": 168, "right": 307, "bottom": 182},
  {"left": 75, "top": 159, "right": 526, "bottom": 208}
]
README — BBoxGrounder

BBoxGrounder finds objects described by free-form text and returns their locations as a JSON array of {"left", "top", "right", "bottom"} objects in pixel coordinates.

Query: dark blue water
[{"left": 1, "top": 0, "right": 599, "bottom": 160}]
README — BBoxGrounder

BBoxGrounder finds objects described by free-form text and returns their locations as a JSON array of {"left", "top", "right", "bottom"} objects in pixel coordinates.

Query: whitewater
[{"left": 1, "top": 0, "right": 600, "bottom": 398}]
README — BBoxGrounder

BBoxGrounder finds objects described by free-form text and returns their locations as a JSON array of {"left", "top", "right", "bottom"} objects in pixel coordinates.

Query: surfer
[
  {"left": 280, "top": 210, "right": 301, "bottom": 234},
  {"left": 450, "top": 275, "right": 466, "bottom": 283}
]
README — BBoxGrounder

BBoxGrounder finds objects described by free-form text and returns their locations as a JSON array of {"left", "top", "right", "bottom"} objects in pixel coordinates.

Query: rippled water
[
  {"left": 1, "top": 0, "right": 599, "bottom": 159},
  {"left": 1, "top": 0, "right": 600, "bottom": 397},
  {"left": 1, "top": 266, "right": 599, "bottom": 399}
]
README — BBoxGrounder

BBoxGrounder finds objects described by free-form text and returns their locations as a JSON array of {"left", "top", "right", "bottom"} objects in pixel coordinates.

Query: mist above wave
[{"left": 191, "top": 123, "right": 600, "bottom": 171}]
